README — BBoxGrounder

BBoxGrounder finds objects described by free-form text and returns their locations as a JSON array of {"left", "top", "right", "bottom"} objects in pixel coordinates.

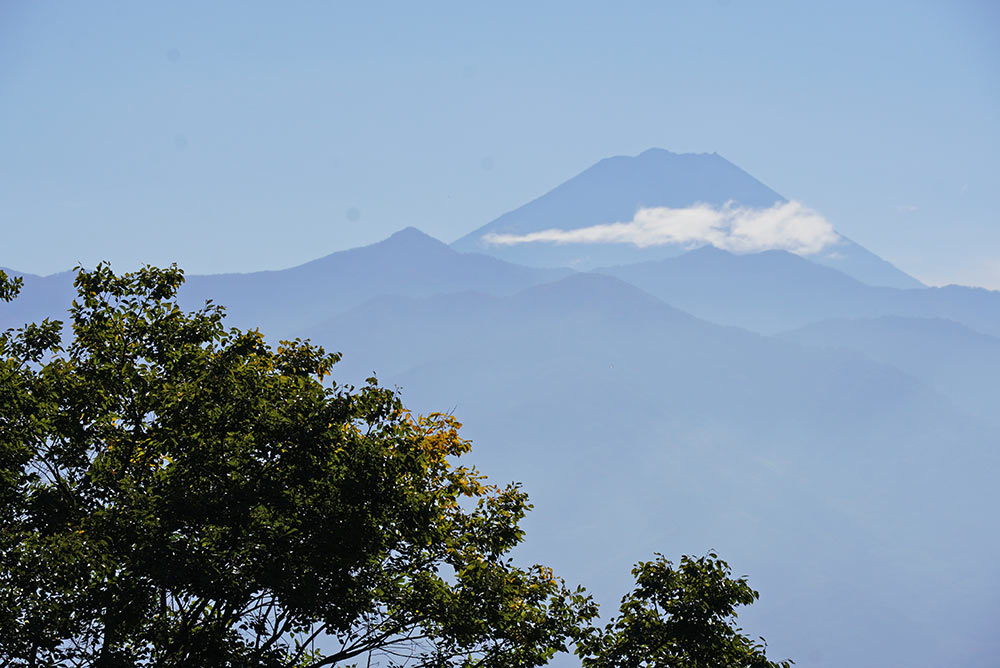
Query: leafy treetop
[{"left": 577, "top": 552, "right": 792, "bottom": 668}]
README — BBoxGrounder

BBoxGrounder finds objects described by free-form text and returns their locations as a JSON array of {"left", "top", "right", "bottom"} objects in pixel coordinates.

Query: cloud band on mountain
[{"left": 483, "top": 200, "right": 841, "bottom": 256}]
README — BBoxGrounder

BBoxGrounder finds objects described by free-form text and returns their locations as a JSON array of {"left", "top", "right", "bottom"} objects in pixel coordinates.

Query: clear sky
[{"left": 2, "top": 1, "right": 998, "bottom": 287}]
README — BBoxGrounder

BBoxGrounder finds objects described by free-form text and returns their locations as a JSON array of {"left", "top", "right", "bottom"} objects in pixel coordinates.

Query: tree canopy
[
  {"left": 576, "top": 552, "right": 791, "bottom": 668},
  {"left": 0, "top": 265, "right": 595, "bottom": 667}
]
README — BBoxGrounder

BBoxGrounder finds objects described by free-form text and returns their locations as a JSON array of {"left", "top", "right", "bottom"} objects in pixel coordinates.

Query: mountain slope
[
  {"left": 598, "top": 246, "right": 1000, "bottom": 336},
  {"left": 173, "top": 227, "right": 571, "bottom": 336},
  {"left": 300, "top": 272, "right": 998, "bottom": 668},
  {"left": 780, "top": 315, "right": 1000, "bottom": 425},
  {"left": 2, "top": 229, "right": 570, "bottom": 338},
  {"left": 301, "top": 272, "right": 972, "bottom": 453}
]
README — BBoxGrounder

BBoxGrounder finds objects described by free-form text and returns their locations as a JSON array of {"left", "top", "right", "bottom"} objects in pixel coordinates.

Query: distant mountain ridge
[
  {"left": 779, "top": 315, "right": 1000, "bottom": 426},
  {"left": 177, "top": 227, "right": 571, "bottom": 336},
  {"left": 0, "top": 229, "right": 570, "bottom": 337},
  {"left": 596, "top": 245, "right": 1000, "bottom": 336},
  {"left": 4, "top": 228, "right": 997, "bottom": 340},
  {"left": 0, "top": 267, "right": 77, "bottom": 335},
  {"left": 453, "top": 148, "right": 922, "bottom": 288}
]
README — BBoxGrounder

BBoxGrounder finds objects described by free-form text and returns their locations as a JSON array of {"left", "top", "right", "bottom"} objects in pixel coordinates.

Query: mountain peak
[
  {"left": 638, "top": 147, "right": 676, "bottom": 157},
  {"left": 345, "top": 226, "right": 448, "bottom": 256},
  {"left": 587, "top": 148, "right": 750, "bottom": 183},
  {"left": 374, "top": 226, "right": 455, "bottom": 253},
  {"left": 386, "top": 226, "right": 436, "bottom": 242},
  {"left": 684, "top": 244, "right": 733, "bottom": 258},
  {"left": 636, "top": 147, "right": 719, "bottom": 160}
]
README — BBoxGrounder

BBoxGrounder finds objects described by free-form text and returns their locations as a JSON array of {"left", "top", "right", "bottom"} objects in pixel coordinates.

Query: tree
[
  {"left": 0, "top": 264, "right": 596, "bottom": 668},
  {"left": 576, "top": 552, "right": 791, "bottom": 668}
]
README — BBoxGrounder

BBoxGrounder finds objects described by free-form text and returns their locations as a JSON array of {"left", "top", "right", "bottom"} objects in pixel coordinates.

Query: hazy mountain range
[{"left": 3, "top": 149, "right": 998, "bottom": 667}]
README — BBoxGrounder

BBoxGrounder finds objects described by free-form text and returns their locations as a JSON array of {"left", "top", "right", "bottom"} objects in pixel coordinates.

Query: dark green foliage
[
  {"left": 576, "top": 553, "right": 791, "bottom": 668},
  {"left": 0, "top": 264, "right": 596, "bottom": 667}
]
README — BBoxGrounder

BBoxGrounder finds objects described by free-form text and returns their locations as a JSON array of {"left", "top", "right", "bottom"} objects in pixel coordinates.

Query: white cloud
[{"left": 484, "top": 200, "right": 842, "bottom": 256}]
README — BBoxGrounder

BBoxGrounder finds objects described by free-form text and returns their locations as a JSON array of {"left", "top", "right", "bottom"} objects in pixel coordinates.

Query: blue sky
[{"left": 2, "top": 1, "right": 998, "bottom": 287}]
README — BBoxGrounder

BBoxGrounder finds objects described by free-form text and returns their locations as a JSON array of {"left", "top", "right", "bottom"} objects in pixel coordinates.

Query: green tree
[
  {"left": 576, "top": 552, "right": 791, "bottom": 668},
  {"left": 0, "top": 265, "right": 596, "bottom": 668}
]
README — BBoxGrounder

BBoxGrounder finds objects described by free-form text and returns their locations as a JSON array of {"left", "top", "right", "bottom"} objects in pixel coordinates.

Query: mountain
[
  {"left": 454, "top": 149, "right": 784, "bottom": 244},
  {"left": 299, "top": 272, "right": 999, "bottom": 668},
  {"left": 597, "top": 246, "right": 1000, "bottom": 336},
  {"left": 176, "top": 227, "right": 569, "bottom": 336},
  {"left": 300, "top": 272, "right": 951, "bottom": 439},
  {"left": 2, "top": 229, "right": 569, "bottom": 339},
  {"left": 180, "top": 227, "right": 570, "bottom": 336},
  {"left": 452, "top": 148, "right": 922, "bottom": 288},
  {"left": 597, "top": 246, "right": 881, "bottom": 332}
]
